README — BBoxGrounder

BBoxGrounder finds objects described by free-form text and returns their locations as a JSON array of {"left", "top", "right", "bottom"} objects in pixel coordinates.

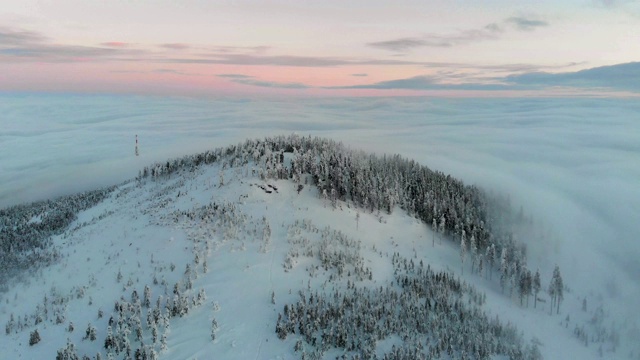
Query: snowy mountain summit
[{"left": 1, "top": 135, "right": 632, "bottom": 360}]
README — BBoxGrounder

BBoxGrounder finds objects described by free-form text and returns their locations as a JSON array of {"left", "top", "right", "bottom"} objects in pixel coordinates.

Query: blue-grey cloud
[
  {"left": 160, "top": 43, "right": 190, "bottom": 50},
  {"left": 593, "top": 0, "right": 637, "bottom": 8},
  {"left": 484, "top": 23, "right": 504, "bottom": 33},
  {"left": 351, "top": 73, "right": 368, "bottom": 77},
  {"left": 368, "top": 16, "right": 547, "bottom": 52},
  {"left": 0, "top": 44, "right": 126, "bottom": 60},
  {"left": 0, "top": 26, "right": 146, "bottom": 62},
  {"left": 505, "top": 17, "right": 549, "bottom": 31},
  {"left": 327, "top": 75, "right": 511, "bottom": 91},
  {"left": 217, "top": 74, "right": 256, "bottom": 79},
  {"left": 152, "top": 68, "right": 196, "bottom": 76},
  {"left": 0, "top": 27, "right": 47, "bottom": 46},
  {"left": 367, "top": 37, "right": 439, "bottom": 51},
  {"left": 217, "top": 73, "right": 309, "bottom": 89},
  {"left": 367, "top": 29, "right": 499, "bottom": 51},
  {"left": 505, "top": 62, "right": 640, "bottom": 92},
  {"left": 332, "top": 62, "right": 640, "bottom": 93}
]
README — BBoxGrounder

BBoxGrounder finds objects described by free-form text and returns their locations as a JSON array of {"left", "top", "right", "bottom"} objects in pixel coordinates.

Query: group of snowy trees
[
  {"left": 141, "top": 135, "right": 531, "bottom": 251},
  {"left": 139, "top": 135, "right": 516, "bottom": 255},
  {"left": 140, "top": 135, "right": 492, "bottom": 246},
  {"left": 462, "top": 230, "right": 563, "bottom": 313},
  {"left": 548, "top": 265, "right": 564, "bottom": 315},
  {"left": 4, "top": 189, "right": 215, "bottom": 359},
  {"left": 0, "top": 188, "right": 113, "bottom": 292},
  {"left": 95, "top": 266, "right": 207, "bottom": 359},
  {"left": 276, "top": 252, "right": 541, "bottom": 359},
  {"left": 140, "top": 134, "right": 566, "bottom": 312},
  {"left": 284, "top": 219, "right": 372, "bottom": 281}
]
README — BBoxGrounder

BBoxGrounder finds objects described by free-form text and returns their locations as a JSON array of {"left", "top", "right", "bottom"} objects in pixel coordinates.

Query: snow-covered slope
[{"left": 0, "top": 137, "right": 635, "bottom": 360}]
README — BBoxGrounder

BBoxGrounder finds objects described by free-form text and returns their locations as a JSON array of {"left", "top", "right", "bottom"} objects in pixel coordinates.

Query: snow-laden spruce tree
[
  {"left": 460, "top": 230, "right": 467, "bottom": 275},
  {"left": 486, "top": 243, "right": 496, "bottom": 280},
  {"left": 500, "top": 248, "right": 509, "bottom": 293},
  {"left": 470, "top": 233, "right": 477, "bottom": 274},
  {"left": 533, "top": 269, "right": 541, "bottom": 309},
  {"left": 29, "top": 329, "right": 41, "bottom": 346},
  {"left": 56, "top": 338, "right": 79, "bottom": 360},
  {"left": 549, "top": 265, "right": 564, "bottom": 314},
  {"left": 432, "top": 218, "right": 437, "bottom": 247}
]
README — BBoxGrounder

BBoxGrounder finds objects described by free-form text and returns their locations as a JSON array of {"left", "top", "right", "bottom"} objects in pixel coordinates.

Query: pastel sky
[{"left": 1, "top": 0, "right": 639, "bottom": 97}]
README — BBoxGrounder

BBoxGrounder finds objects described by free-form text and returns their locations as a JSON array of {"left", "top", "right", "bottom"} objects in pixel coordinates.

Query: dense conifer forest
[{"left": 0, "top": 188, "right": 114, "bottom": 291}]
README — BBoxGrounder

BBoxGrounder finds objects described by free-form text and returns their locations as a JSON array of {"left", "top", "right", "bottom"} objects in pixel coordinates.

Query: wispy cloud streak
[
  {"left": 160, "top": 43, "right": 190, "bottom": 50},
  {"left": 505, "top": 17, "right": 549, "bottom": 31},
  {"left": 368, "top": 16, "right": 548, "bottom": 52},
  {"left": 0, "top": 27, "right": 47, "bottom": 46},
  {"left": 217, "top": 73, "right": 309, "bottom": 89}
]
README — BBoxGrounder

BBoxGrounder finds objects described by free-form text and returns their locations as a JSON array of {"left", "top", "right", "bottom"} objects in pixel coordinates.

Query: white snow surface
[{"left": 0, "top": 159, "right": 632, "bottom": 359}]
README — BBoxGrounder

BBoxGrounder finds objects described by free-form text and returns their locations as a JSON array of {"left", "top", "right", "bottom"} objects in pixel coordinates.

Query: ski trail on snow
[{"left": 255, "top": 194, "right": 280, "bottom": 360}]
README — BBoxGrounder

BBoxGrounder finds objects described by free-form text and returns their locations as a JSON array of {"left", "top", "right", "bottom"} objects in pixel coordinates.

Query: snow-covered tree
[
  {"left": 460, "top": 230, "right": 467, "bottom": 275},
  {"left": 29, "top": 329, "right": 41, "bottom": 346},
  {"left": 486, "top": 243, "right": 496, "bottom": 280},
  {"left": 84, "top": 323, "right": 97, "bottom": 341},
  {"left": 469, "top": 233, "right": 477, "bottom": 274},
  {"left": 322, "top": 189, "right": 328, "bottom": 207},
  {"left": 518, "top": 269, "right": 532, "bottom": 307},
  {"left": 549, "top": 265, "right": 564, "bottom": 314},
  {"left": 211, "top": 318, "right": 218, "bottom": 341},
  {"left": 438, "top": 215, "right": 446, "bottom": 245},
  {"left": 261, "top": 217, "right": 271, "bottom": 253},
  {"left": 499, "top": 248, "right": 508, "bottom": 293},
  {"left": 56, "top": 338, "right": 79, "bottom": 360},
  {"left": 432, "top": 218, "right": 437, "bottom": 247},
  {"left": 160, "top": 331, "right": 168, "bottom": 353},
  {"left": 104, "top": 326, "right": 115, "bottom": 352},
  {"left": 533, "top": 269, "right": 541, "bottom": 309},
  {"left": 143, "top": 285, "right": 151, "bottom": 308}
]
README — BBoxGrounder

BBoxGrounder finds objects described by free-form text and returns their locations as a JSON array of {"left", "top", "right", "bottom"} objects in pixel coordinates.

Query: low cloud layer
[
  {"left": 334, "top": 62, "right": 640, "bottom": 93},
  {"left": 1, "top": 96, "right": 638, "bottom": 325},
  {"left": 505, "top": 62, "right": 640, "bottom": 92}
]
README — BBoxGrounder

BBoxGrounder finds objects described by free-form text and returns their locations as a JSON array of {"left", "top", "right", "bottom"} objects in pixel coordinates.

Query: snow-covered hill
[{"left": 1, "top": 135, "right": 635, "bottom": 360}]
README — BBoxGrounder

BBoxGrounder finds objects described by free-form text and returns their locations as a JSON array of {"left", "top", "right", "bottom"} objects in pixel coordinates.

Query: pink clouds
[
  {"left": 0, "top": 21, "right": 637, "bottom": 98},
  {"left": 101, "top": 42, "right": 130, "bottom": 48}
]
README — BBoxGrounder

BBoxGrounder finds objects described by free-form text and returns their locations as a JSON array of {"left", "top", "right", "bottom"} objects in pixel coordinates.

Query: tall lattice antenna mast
[{"left": 135, "top": 134, "right": 139, "bottom": 156}]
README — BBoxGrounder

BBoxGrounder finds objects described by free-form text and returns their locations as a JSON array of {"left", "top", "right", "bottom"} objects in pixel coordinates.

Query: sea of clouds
[{"left": 2, "top": 93, "right": 638, "bottom": 322}]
